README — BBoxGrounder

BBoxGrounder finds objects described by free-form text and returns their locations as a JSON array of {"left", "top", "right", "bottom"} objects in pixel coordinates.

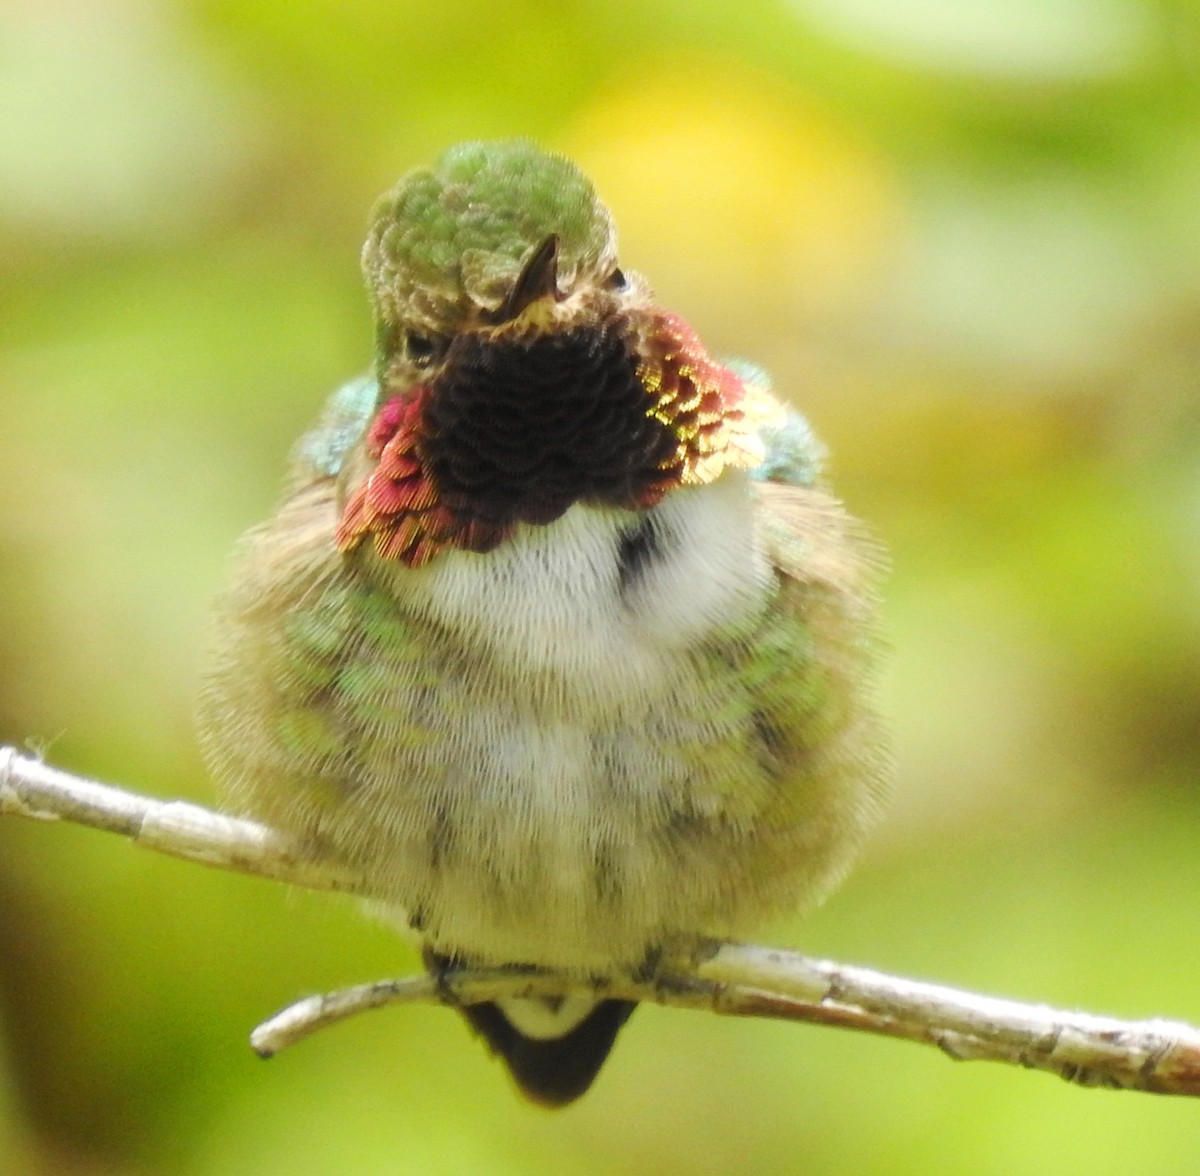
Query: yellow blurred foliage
[{"left": 564, "top": 53, "right": 897, "bottom": 333}]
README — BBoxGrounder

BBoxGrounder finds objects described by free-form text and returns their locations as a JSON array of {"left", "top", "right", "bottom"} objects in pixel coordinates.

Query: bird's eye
[
  {"left": 606, "top": 268, "right": 628, "bottom": 291},
  {"left": 405, "top": 333, "right": 443, "bottom": 367}
]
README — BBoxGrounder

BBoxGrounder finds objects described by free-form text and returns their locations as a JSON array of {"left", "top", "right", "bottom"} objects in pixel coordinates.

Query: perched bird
[{"left": 199, "top": 140, "right": 889, "bottom": 1107}]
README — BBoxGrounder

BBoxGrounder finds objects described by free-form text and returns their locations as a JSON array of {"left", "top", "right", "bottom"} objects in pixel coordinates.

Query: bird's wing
[{"left": 289, "top": 373, "right": 379, "bottom": 486}]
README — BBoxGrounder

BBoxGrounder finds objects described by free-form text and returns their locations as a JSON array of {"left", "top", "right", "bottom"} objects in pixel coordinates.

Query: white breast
[
  {"left": 387, "top": 470, "right": 772, "bottom": 709},
  {"left": 361, "top": 471, "right": 778, "bottom": 969}
]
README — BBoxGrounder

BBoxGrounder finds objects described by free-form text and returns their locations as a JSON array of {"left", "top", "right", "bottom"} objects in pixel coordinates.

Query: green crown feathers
[{"left": 363, "top": 140, "right": 617, "bottom": 338}]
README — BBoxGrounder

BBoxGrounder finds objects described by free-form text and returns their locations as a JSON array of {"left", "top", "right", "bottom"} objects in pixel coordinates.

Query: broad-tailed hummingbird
[{"left": 199, "top": 140, "right": 889, "bottom": 1106}]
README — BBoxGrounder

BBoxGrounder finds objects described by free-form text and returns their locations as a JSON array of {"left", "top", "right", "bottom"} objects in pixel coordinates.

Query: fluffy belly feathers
[{"left": 200, "top": 473, "right": 882, "bottom": 972}]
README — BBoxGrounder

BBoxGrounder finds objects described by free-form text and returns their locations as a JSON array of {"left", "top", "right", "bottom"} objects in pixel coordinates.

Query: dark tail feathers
[{"left": 460, "top": 999, "right": 637, "bottom": 1107}]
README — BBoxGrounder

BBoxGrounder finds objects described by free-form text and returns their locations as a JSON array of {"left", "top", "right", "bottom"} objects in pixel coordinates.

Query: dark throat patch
[{"left": 418, "top": 319, "right": 682, "bottom": 528}]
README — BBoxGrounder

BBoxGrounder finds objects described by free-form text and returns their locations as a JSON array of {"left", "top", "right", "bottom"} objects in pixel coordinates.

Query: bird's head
[{"left": 337, "top": 140, "right": 763, "bottom": 567}]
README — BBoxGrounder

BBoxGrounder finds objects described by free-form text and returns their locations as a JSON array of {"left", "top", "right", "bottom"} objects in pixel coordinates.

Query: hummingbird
[{"left": 198, "top": 140, "right": 889, "bottom": 1107}]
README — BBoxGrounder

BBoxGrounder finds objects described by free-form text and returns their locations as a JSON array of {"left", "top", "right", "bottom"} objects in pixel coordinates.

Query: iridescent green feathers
[
  {"left": 364, "top": 140, "right": 617, "bottom": 350},
  {"left": 295, "top": 374, "right": 378, "bottom": 480}
]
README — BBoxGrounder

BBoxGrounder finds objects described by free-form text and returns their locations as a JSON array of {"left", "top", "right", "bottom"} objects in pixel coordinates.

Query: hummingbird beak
[{"left": 495, "top": 234, "right": 561, "bottom": 323}]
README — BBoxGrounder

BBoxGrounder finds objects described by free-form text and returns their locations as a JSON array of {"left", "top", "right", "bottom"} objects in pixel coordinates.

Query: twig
[
  {"left": 0, "top": 745, "right": 359, "bottom": 893},
  {"left": 4, "top": 744, "right": 1200, "bottom": 1097}
]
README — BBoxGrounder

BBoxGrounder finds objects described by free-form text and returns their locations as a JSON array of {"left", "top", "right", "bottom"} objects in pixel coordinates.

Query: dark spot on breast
[
  {"left": 592, "top": 842, "right": 622, "bottom": 907},
  {"left": 617, "top": 513, "right": 661, "bottom": 597},
  {"left": 661, "top": 805, "right": 710, "bottom": 844},
  {"left": 752, "top": 708, "right": 789, "bottom": 770},
  {"left": 428, "top": 803, "right": 455, "bottom": 871}
]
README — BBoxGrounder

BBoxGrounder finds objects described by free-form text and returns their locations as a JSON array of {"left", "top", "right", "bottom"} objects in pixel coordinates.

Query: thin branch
[
  {"left": 4, "top": 745, "right": 1200, "bottom": 1097},
  {"left": 0, "top": 746, "right": 358, "bottom": 893}
]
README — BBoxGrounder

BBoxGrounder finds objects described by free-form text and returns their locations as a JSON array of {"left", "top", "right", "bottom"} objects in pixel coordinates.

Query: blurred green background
[{"left": 3, "top": 0, "right": 1200, "bottom": 1173}]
